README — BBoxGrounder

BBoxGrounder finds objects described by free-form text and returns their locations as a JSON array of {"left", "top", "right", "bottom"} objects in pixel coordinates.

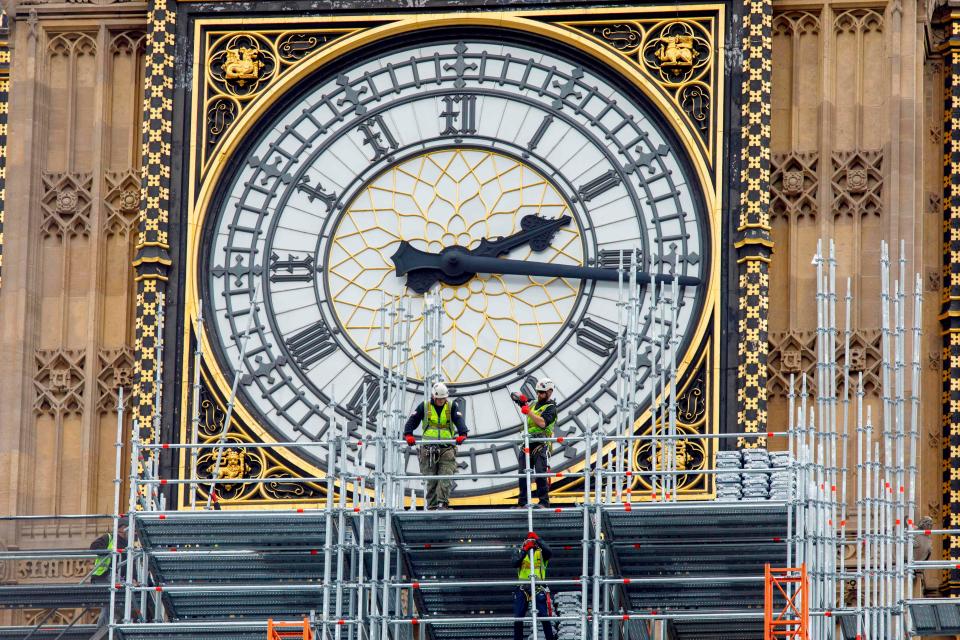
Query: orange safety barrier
[
  {"left": 267, "top": 618, "right": 313, "bottom": 640},
  {"left": 764, "top": 564, "right": 809, "bottom": 640}
]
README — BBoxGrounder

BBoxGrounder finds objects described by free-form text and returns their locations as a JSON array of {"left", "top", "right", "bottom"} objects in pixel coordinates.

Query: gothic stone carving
[
  {"left": 33, "top": 349, "right": 85, "bottom": 416},
  {"left": 103, "top": 170, "right": 141, "bottom": 236},
  {"left": 831, "top": 150, "right": 884, "bottom": 218},
  {"left": 767, "top": 329, "right": 882, "bottom": 398},
  {"left": 771, "top": 152, "right": 818, "bottom": 221},
  {"left": 39, "top": 173, "right": 93, "bottom": 239},
  {"left": 96, "top": 348, "right": 134, "bottom": 413}
]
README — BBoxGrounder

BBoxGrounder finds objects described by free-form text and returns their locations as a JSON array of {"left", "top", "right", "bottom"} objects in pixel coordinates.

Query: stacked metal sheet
[
  {"left": 715, "top": 450, "right": 742, "bottom": 501},
  {"left": 768, "top": 451, "right": 795, "bottom": 501},
  {"left": 552, "top": 591, "right": 582, "bottom": 640},
  {"left": 741, "top": 448, "right": 771, "bottom": 500},
  {"left": 714, "top": 449, "right": 795, "bottom": 502}
]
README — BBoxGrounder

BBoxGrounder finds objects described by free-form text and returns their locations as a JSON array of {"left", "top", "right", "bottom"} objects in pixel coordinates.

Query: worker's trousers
[
  {"left": 517, "top": 444, "right": 550, "bottom": 506},
  {"left": 513, "top": 587, "right": 555, "bottom": 640},
  {"left": 418, "top": 445, "right": 456, "bottom": 508}
]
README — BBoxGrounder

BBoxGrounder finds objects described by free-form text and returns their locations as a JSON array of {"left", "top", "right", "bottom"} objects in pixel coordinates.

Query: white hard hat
[
  {"left": 432, "top": 382, "right": 449, "bottom": 398},
  {"left": 535, "top": 378, "right": 554, "bottom": 393}
]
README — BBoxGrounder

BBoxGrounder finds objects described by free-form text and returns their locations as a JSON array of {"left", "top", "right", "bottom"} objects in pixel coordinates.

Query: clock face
[{"left": 202, "top": 32, "right": 709, "bottom": 497}]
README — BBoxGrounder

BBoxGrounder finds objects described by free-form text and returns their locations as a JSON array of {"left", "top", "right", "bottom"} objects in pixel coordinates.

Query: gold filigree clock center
[{"left": 327, "top": 149, "right": 584, "bottom": 384}]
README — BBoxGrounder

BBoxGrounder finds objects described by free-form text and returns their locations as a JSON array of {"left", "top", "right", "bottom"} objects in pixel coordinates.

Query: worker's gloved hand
[
  {"left": 523, "top": 540, "right": 536, "bottom": 552},
  {"left": 510, "top": 391, "right": 528, "bottom": 407},
  {"left": 521, "top": 405, "right": 530, "bottom": 415},
  {"left": 456, "top": 435, "right": 466, "bottom": 445},
  {"left": 404, "top": 435, "right": 416, "bottom": 446}
]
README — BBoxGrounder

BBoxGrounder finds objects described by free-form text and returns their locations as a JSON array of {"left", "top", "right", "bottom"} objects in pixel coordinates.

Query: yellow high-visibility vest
[
  {"left": 518, "top": 547, "right": 547, "bottom": 580},
  {"left": 526, "top": 403, "right": 556, "bottom": 437},
  {"left": 92, "top": 534, "right": 113, "bottom": 577},
  {"left": 422, "top": 403, "right": 455, "bottom": 439}
]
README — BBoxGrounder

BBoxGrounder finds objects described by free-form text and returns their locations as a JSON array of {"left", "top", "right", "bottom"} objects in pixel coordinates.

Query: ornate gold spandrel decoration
[
  {"left": 201, "top": 28, "right": 361, "bottom": 175},
  {"left": 207, "top": 33, "right": 276, "bottom": 98},
  {"left": 222, "top": 47, "right": 262, "bottom": 84},
  {"left": 189, "top": 374, "right": 328, "bottom": 505},
  {"left": 555, "top": 16, "right": 717, "bottom": 163},
  {"left": 644, "top": 22, "right": 710, "bottom": 82}
]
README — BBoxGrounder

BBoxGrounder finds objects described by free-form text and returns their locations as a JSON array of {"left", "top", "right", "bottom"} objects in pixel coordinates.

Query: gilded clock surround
[{"left": 177, "top": 7, "right": 726, "bottom": 507}]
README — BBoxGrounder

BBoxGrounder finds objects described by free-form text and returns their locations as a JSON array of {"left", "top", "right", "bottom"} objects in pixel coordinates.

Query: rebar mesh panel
[
  {"left": 0, "top": 584, "right": 110, "bottom": 609},
  {"left": 909, "top": 603, "right": 960, "bottom": 636},
  {"left": 0, "top": 625, "right": 101, "bottom": 639},
  {"left": 430, "top": 620, "right": 514, "bottom": 640},
  {"left": 115, "top": 622, "right": 267, "bottom": 640},
  {"left": 136, "top": 511, "right": 330, "bottom": 548},
  {"left": 151, "top": 549, "right": 328, "bottom": 583},
  {"left": 164, "top": 588, "right": 324, "bottom": 620},
  {"left": 670, "top": 619, "right": 762, "bottom": 640}
]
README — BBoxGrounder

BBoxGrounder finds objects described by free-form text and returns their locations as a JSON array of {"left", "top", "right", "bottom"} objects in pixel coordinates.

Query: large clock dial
[{"left": 202, "top": 32, "right": 710, "bottom": 498}]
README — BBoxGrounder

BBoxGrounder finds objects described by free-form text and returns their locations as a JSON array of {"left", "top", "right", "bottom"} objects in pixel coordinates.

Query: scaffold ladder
[
  {"left": 764, "top": 564, "right": 809, "bottom": 640},
  {"left": 267, "top": 618, "right": 313, "bottom": 640}
]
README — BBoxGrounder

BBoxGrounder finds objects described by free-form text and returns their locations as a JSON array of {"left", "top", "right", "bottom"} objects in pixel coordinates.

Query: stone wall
[{"left": 0, "top": 1, "right": 146, "bottom": 571}]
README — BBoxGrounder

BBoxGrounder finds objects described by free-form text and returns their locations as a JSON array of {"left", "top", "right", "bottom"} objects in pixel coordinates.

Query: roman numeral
[
  {"left": 296, "top": 176, "right": 337, "bottom": 212},
  {"left": 595, "top": 248, "right": 643, "bottom": 270},
  {"left": 285, "top": 320, "right": 337, "bottom": 369},
  {"left": 576, "top": 317, "right": 618, "bottom": 358},
  {"left": 439, "top": 94, "right": 477, "bottom": 136},
  {"left": 526, "top": 115, "right": 553, "bottom": 153},
  {"left": 577, "top": 170, "right": 621, "bottom": 203},
  {"left": 269, "top": 252, "right": 317, "bottom": 283},
  {"left": 346, "top": 375, "right": 381, "bottom": 421},
  {"left": 357, "top": 115, "right": 399, "bottom": 161},
  {"left": 520, "top": 375, "right": 538, "bottom": 401}
]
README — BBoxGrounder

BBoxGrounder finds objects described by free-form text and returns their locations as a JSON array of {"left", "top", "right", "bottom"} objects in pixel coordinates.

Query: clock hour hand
[
  {"left": 470, "top": 214, "right": 572, "bottom": 258},
  {"left": 447, "top": 250, "right": 701, "bottom": 287}
]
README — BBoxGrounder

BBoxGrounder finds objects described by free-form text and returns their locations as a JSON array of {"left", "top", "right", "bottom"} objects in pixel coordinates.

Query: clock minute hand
[{"left": 450, "top": 251, "right": 701, "bottom": 286}]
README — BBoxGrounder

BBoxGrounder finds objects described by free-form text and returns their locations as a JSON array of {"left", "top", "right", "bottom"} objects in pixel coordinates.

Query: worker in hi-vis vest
[
  {"left": 403, "top": 381, "right": 468, "bottom": 510},
  {"left": 89, "top": 524, "right": 128, "bottom": 627},
  {"left": 512, "top": 532, "right": 556, "bottom": 640},
  {"left": 512, "top": 378, "right": 558, "bottom": 508}
]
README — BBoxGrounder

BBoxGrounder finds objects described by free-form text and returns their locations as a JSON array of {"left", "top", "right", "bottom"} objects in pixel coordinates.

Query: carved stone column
[
  {"left": 941, "top": 12, "right": 960, "bottom": 595},
  {"left": 132, "top": 0, "right": 175, "bottom": 495},
  {"left": 736, "top": 0, "right": 773, "bottom": 447}
]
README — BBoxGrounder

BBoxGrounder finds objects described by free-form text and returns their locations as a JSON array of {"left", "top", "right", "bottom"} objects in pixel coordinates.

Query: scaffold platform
[
  {"left": 0, "top": 583, "right": 110, "bottom": 609},
  {"left": 52, "top": 501, "right": 786, "bottom": 640}
]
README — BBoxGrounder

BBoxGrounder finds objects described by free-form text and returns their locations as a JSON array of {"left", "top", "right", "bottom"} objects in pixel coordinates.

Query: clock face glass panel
[{"left": 202, "top": 32, "right": 709, "bottom": 496}]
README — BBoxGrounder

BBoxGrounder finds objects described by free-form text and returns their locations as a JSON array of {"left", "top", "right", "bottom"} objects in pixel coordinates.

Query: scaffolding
[{"left": 0, "top": 240, "right": 942, "bottom": 640}]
